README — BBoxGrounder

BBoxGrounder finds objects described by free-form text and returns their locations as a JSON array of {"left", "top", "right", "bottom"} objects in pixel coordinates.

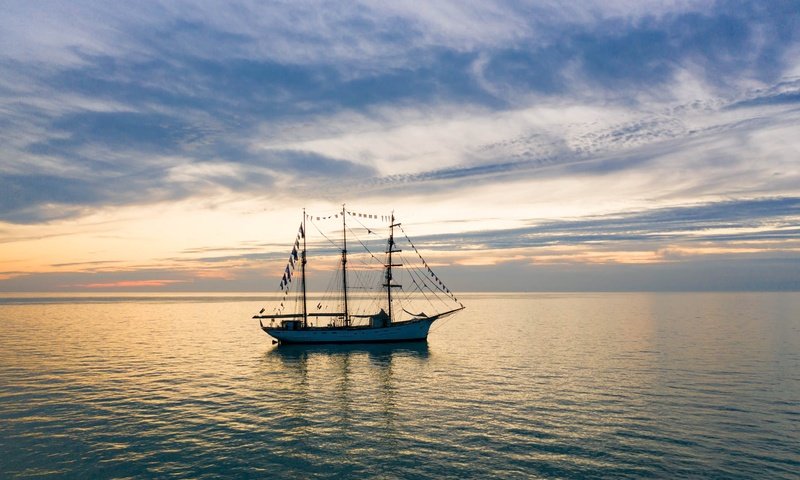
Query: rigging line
[
  {"left": 346, "top": 224, "right": 382, "bottom": 263},
  {"left": 400, "top": 247, "right": 445, "bottom": 297},
  {"left": 260, "top": 228, "right": 309, "bottom": 315},
  {"left": 403, "top": 256, "right": 436, "bottom": 307},
  {"left": 403, "top": 256, "right": 441, "bottom": 311},
  {"left": 318, "top": 262, "right": 341, "bottom": 317},
  {"left": 405, "top": 256, "right": 449, "bottom": 306},
  {"left": 346, "top": 212, "right": 382, "bottom": 235},
  {"left": 395, "top": 253, "right": 425, "bottom": 302},
  {"left": 309, "top": 219, "right": 341, "bottom": 250},
  {"left": 399, "top": 225, "right": 458, "bottom": 304},
  {"left": 405, "top": 272, "right": 433, "bottom": 312},
  {"left": 430, "top": 315, "right": 455, "bottom": 333}
]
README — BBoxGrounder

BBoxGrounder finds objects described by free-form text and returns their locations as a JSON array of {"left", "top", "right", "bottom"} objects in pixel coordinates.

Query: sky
[{"left": 1, "top": 0, "right": 799, "bottom": 292}]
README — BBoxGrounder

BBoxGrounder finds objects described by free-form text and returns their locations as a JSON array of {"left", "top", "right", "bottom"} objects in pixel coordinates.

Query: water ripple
[{"left": 1, "top": 293, "right": 799, "bottom": 478}]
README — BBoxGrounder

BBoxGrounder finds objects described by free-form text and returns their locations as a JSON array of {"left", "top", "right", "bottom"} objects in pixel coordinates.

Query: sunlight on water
[{"left": 1, "top": 293, "right": 798, "bottom": 478}]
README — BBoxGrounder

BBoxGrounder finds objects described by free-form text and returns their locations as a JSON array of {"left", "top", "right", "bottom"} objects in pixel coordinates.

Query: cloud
[
  {"left": 72, "top": 279, "right": 186, "bottom": 288},
  {"left": 1, "top": 1, "right": 799, "bottom": 290},
  {"left": 405, "top": 197, "right": 800, "bottom": 252},
  {"left": 28, "top": 111, "right": 202, "bottom": 154}
]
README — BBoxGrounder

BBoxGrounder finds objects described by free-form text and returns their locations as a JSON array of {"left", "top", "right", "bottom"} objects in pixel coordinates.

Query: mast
[
  {"left": 385, "top": 212, "right": 402, "bottom": 323},
  {"left": 341, "top": 204, "right": 350, "bottom": 327},
  {"left": 301, "top": 208, "right": 308, "bottom": 328}
]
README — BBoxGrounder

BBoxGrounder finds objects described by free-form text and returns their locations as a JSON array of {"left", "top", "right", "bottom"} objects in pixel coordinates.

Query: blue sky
[{"left": 1, "top": 0, "right": 799, "bottom": 291}]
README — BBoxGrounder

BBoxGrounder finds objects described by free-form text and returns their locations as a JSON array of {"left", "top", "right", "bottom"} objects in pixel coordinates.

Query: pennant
[
  {"left": 291, "top": 246, "right": 298, "bottom": 261},
  {"left": 299, "top": 222, "right": 304, "bottom": 238}
]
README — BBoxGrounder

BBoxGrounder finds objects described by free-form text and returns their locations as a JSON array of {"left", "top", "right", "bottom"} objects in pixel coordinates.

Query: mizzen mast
[{"left": 301, "top": 208, "right": 308, "bottom": 328}]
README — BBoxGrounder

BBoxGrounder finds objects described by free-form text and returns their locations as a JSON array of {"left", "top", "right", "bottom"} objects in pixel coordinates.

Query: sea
[{"left": 0, "top": 292, "right": 798, "bottom": 479}]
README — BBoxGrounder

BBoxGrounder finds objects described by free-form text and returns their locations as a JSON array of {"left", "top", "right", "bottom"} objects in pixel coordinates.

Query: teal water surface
[{"left": 1, "top": 293, "right": 798, "bottom": 478}]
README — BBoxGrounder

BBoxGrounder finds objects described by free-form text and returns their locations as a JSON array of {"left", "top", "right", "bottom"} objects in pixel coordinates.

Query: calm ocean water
[{"left": 0, "top": 292, "right": 798, "bottom": 479}]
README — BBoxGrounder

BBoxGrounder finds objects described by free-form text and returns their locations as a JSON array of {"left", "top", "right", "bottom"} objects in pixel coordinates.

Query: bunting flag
[
  {"left": 285, "top": 265, "right": 292, "bottom": 281},
  {"left": 299, "top": 223, "right": 304, "bottom": 239},
  {"left": 307, "top": 209, "right": 391, "bottom": 222},
  {"left": 396, "top": 223, "right": 461, "bottom": 306},
  {"left": 291, "top": 246, "right": 298, "bottom": 261}
]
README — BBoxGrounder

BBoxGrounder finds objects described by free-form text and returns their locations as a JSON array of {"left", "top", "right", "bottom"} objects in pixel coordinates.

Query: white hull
[{"left": 263, "top": 317, "right": 437, "bottom": 344}]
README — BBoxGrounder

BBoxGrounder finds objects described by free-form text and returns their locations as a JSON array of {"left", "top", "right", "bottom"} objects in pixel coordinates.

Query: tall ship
[{"left": 253, "top": 206, "right": 464, "bottom": 345}]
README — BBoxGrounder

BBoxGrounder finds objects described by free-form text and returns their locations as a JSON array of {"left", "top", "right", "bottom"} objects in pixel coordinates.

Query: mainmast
[
  {"left": 385, "top": 212, "right": 402, "bottom": 323},
  {"left": 301, "top": 208, "right": 308, "bottom": 328},
  {"left": 341, "top": 204, "right": 350, "bottom": 327}
]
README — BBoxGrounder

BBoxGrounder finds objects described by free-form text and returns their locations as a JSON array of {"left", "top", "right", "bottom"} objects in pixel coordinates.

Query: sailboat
[{"left": 253, "top": 206, "right": 464, "bottom": 345}]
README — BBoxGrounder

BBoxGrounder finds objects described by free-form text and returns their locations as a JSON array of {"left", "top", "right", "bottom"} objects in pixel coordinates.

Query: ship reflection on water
[
  {"left": 267, "top": 341, "right": 431, "bottom": 365},
  {"left": 261, "top": 342, "right": 431, "bottom": 428}
]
